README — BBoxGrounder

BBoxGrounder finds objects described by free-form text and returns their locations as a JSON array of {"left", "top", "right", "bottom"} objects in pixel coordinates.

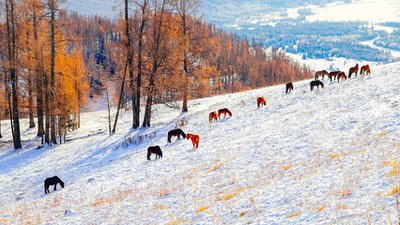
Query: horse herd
[{"left": 43, "top": 63, "right": 372, "bottom": 194}]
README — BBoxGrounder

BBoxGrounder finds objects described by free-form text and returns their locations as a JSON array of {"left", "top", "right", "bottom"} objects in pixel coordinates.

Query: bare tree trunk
[
  {"left": 124, "top": 0, "right": 136, "bottom": 129},
  {"left": 33, "top": 4, "right": 44, "bottom": 139},
  {"left": 107, "top": 91, "right": 111, "bottom": 134},
  {"left": 6, "top": 0, "right": 22, "bottom": 149},
  {"left": 112, "top": 62, "right": 128, "bottom": 134},
  {"left": 49, "top": 0, "right": 57, "bottom": 144},
  {"left": 181, "top": 13, "right": 189, "bottom": 112},
  {"left": 28, "top": 69, "right": 35, "bottom": 128}
]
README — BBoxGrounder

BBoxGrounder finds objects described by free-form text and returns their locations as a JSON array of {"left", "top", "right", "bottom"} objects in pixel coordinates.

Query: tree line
[{"left": 0, "top": 0, "right": 311, "bottom": 150}]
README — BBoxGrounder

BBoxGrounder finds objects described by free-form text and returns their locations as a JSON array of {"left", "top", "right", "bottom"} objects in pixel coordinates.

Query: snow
[
  {"left": 306, "top": 0, "right": 400, "bottom": 23},
  {"left": 1, "top": 62, "right": 400, "bottom": 224}
]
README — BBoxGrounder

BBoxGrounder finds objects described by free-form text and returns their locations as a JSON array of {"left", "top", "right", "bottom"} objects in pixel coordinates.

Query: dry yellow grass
[
  {"left": 196, "top": 205, "right": 209, "bottom": 214},
  {"left": 387, "top": 187, "right": 400, "bottom": 196},
  {"left": 329, "top": 153, "right": 338, "bottom": 159},
  {"left": 340, "top": 188, "right": 352, "bottom": 197},
  {"left": 336, "top": 204, "right": 348, "bottom": 210},
  {"left": 316, "top": 205, "right": 326, "bottom": 212},
  {"left": 283, "top": 165, "right": 291, "bottom": 171},
  {"left": 210, "top": 162, "right": 224, "bottom": 171},
  {"left": 217, "top": 187, "right": 248, "bottom": 201},
  {"left": 239, "top": 211, "right": 247, "bottom": 217},
  {"left": 93, "top": 189, "right": 133, "bottom": 207},
  {"left": 287, "top": 212, "right": 300, "bottom": 218}
]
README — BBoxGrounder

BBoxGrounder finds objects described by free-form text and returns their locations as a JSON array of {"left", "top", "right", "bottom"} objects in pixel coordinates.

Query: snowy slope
[{"left": 0, "top": 63, "right": 400, "bottom": 224}]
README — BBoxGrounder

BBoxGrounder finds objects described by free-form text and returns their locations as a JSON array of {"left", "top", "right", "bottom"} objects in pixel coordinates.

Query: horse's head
[
  {"left": 186, "top": 133, "right": 192, "bottom": 140},
  {"left": 59, "top": 180, "right": 65, "bottom": 188}
]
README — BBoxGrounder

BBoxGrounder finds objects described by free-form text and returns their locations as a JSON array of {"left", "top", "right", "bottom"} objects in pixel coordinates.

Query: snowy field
[{"left": 0, "top": 62, "right": 400, "bottom": 224}]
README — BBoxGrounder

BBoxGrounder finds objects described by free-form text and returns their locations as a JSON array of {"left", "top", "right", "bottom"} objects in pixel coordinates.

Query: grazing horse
[
  {"left": 315, "top": 70, "right": 329, "bottom": 80},
  {"left": 186, "top": 133, "right": 200, "bottom": 149},
  {"left": 337, "top": 72, "right": 347, "bottom": 83},
  {"left": 257, "top": 97, "right": 266, "bottom": 108},
  {"left": 360, "top": 64, "right": 370, "bottom": 75},
  {"left": 348, "top": 63, "right": 359, "bottom": 78},
  {"left": 328, "top": 71, "right": 340, "bottom": 81},
  {"left": 218, "top": 108, "right": 232, "bottom": 119},
  {"left": 310, "top": 80, "right": 324, "bottom": 91},
  {"left": 286, "top": 82, "right": 293, "bottom": 93},
  {"left": 167, "top": 128, "right": 186, "bottom": 143},
  {"left": 147, "top": 145, "right": 162, "bottom": 160},
  {"left": 44, "top": 176, "right": 64, "bottom": 194},
  {"left": 209, "top": 111, "right": 218, "bottom": 123}
]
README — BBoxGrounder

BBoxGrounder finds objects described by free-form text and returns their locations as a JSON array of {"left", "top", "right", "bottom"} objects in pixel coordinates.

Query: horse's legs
[{"left": 54, "top": 184, "right": 57, "bottom": 191}]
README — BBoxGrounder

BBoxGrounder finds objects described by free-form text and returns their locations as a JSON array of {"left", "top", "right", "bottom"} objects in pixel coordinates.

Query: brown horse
[
  {"left": 286, "top": 82, "right": 293, "bottom": 93},
  {"left": 315, "top": 70, "right": 329, "bottom": 80},
  {"left": 147, "top": 145, "right": 162, "bottom": 160},
  {"left": 328, "top": 71, "right": 340, "bottom": 81},
  {"left": 187, "top": 133, "right": 200, "bottom": 149},
  {"left": 209, "top": 111, "right": 218, "bottom": 123},
  {"left": 257, "top": 97, "right": 266, "bottom": 108},
  {"left": 348, "top": 63, "right": 359, "bottom": 78},
  {"left": 360, "top": 64, "right": 370, "bottom": 75},
  {"left": 218, "top": 108, "right": 232, "bottom": 119},
  {"left": 310, "top": 80, "right": 324, "bottom": 91},
  {"left": 337, "top": 72, "right": 347, "bottom": 83}
]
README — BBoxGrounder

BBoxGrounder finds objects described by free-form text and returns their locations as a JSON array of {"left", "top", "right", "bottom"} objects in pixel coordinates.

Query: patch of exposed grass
[
  {"left": 287, "top": 212, "right": 300, "bottom": 218},
  {"left": 196, "top": 205, "right": 209, "bottom": 214}
]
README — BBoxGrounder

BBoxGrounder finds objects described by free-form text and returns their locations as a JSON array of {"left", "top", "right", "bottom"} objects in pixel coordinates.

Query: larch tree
[{"left": 169, "top": 0, "right": 202, "bottom": 112}]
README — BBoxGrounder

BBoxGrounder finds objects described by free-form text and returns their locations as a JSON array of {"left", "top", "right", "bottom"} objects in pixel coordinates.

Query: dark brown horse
[
  {"left": 218, "top": 108, "right": 232, "bottom": 119},
  {"left": 337, "top": 72, "right": 347, "bottom": 83},
  {"left": 257, "top": 97, "right": 266, "bottom": 108},
  {"left": 360, "top": 64, "right": 370, "bottom": 75},
  {"left": 315, "top": 70, "right": 329, "bottom": 80},
  {"left": 44, "top": 176, "right": 64, "bottom": 194},
  {"left": 286, "top": 82, "right": 293, "bottom": 93},
  {"left": 348, "top": 63, "right": 359, "bottom": 78},
  {"left": 209, "top": 111, "right": 218, "bottom": 123},
  {"left": 147, "top": 145, "right": 162, "bottom": 160},
  {"left": 328, "top": 71, "right": 340, "bottom": 81},
  {"left": 310, "top": 80, "right": 324, "bottom": 91},
  {"left": 167, "top": 128, "right": 186, "bottom": 143}
]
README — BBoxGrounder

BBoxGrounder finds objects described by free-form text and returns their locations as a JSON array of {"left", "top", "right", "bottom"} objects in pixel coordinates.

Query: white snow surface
[{"left": 1, "top": 63, "right": 400, "bottom": 224}]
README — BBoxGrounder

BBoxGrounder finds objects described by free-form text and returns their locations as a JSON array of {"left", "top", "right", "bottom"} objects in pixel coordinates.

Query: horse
[
  {"left": 348, "top": 63, "right": 359, "bottom": 78},
  {"left": 167, "top": 128, "right": 186, "bottom": 143},
  {"left": 328, "top": 71, "right": 340, "bottom": 81},
  {"left": 310, "top": 80, "right": 324, "bottom": 91},
  {"left": 147, "top": 145, "right": 162, "bottom": 160},
  {"left": 218, "top": 108, "right": 232, "bottom": 119},
  {"left": 337, "top": 72, "right": 347, "bottom": 83},
  {"left": 315, "top": 70, "right": 329, "bottom": 80},
  {"left": 360, "top": 64, "right": 370, "bottom": 75},
  {"left": 186, "top": 133, "right": 200, "bottom": 149},
  {"left": 257, "top": 97, "right": 266, "bottom": 108},
  {"left": 286, "top": 82, "right": 293, "bottom": 93},
  {"left": 44, "top": 176, "right": 64, "bottom": 194},
  {"left": 209, "top": 111, "right": 218, "bottom": 123}
]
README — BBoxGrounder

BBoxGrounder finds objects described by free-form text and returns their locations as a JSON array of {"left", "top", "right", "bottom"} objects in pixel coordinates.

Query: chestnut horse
[
  {"left": 187, "top": 133, "right": 200, "bottom": 149},
  {"left": 286, "top": 82, "right": 293, "bottom": 93},
  {"left": 337, "top": 72, "right": 347, "bottom": 83},
  {"left": 167, "top": 128, "right": 186, "bottom": 143},
  {"left": 310, "top": 80, "right": 324, "bottom": 91},
  {"left": 209, "top": 111, "right": 218, "bottom": 123},
  {"left": 147, "top": 145, "right": 162, "bottom": 160},
  {"left": 218, "top": 108, "right": 232, "bottom": 119},
  {"left": 328, "top": 71, "right": 340, "bottom": 81},
  {"left": 360, "top": 64, "right": 370, "bottom": 75},
  {"left": 44, "top": 176, "right": 64, "bottom": 194},
  {"left": 257, "top": 97, "right": 266, "bottom": 108},
  {"left": 315, "top": 70, "right": 329, "bottom": 80},
  {"left": 348, "top": 63, "right": 359, "bottom": 78}
]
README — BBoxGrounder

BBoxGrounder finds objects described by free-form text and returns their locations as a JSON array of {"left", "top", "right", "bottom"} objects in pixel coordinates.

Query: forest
[{"left": 0, "top": 0, "right": 311, "bottom": 150}]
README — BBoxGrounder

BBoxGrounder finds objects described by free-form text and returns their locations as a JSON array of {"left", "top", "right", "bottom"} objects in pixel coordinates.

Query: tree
[
  {"left": 5, "top": 0, "right": 22, "bottom": 149},
  {"left": 169, "top": 0, "right": 202, "bottom": 112}
]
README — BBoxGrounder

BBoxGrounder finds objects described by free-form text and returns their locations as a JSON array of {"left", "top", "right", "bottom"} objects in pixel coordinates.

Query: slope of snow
[{"left": 0, "top": 63, "right": 400, "bottom": 224}]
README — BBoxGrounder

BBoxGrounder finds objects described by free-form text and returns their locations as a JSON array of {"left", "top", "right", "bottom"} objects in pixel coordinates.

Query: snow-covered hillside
[{"left": 0, "top": 63, "right": 399, "bottom": 224}]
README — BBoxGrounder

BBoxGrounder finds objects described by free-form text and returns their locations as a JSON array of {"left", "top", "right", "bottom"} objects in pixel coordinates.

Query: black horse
[
  {"left": 147, "top": 145, "right": 163, "bottom": 160},
  {"left": 286, "top": 82, "right": 293, "bottom": 93},
  {"left": 44, "top": 176, "right": 64, "bottom": 194},
  {"left": 167, "top": 128, "right": 186, "bottom": 143},
  {"left": 310, "top": 80, "right": 324, "bottom": 91}
]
